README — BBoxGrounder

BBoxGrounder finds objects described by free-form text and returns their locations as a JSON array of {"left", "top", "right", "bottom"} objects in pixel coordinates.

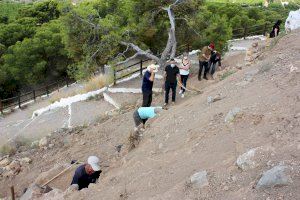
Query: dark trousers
[
  {"left": 198, "top": 61, "right": 209, "bottom": 80},
  {"left": 142, "top": 92, "right": 152, "bottom": 107},
  {"left": 180, "top": 75, "right": 189, "bottom": 93},
  {"left": 133, "top": 110, "right": 143, "bottom": 127},
  {"left": 165, "top": 81, "right": 177, "bottom": 104},
  {"left": 209, "top": 62, "right": 217, "bottom": 75}
]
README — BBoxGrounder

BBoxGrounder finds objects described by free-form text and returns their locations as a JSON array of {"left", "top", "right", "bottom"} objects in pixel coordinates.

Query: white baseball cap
[
  {"left": 87, "top": 156, "right": 101, "bottom": 171},
  {"left": 147, "top": 64, "right": 159, "bottom": 73}
]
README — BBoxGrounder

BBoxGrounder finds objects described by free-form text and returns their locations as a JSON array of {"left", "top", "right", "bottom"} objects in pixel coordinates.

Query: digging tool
[
  {"left": 41, "top": 161, "right": 81, "bottom": 188},
  {"left": 40, "top": 160, "right": 110, "bottom": 188},
  {"left": 177, "top": 79, "right": 203, "bottom": 94}
]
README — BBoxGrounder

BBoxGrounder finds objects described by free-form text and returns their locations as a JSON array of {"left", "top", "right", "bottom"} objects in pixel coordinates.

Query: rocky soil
[{"left": 0, "top": 31, "right": 300, "bottom": 200}]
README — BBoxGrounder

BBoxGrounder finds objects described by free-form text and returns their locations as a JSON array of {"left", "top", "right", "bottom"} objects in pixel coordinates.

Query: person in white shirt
[{"left": 179, "top": 53, "right": 191, "bottom": 98}]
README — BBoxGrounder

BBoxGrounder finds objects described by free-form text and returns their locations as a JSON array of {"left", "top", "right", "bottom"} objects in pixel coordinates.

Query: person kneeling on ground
[
  {"left": 133, "top": 107, "right": 163, "bottom": 132},
  {"left": 70, "top": 156, "right": 102, "bottom": 191}
]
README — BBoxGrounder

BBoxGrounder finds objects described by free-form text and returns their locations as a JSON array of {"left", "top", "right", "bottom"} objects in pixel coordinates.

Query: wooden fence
[
  {"left": 0, "top": 78, "right": 73, "bottom": 113},
  {"left": 0, "top": 22, "right": 273, "bottom": 113}
]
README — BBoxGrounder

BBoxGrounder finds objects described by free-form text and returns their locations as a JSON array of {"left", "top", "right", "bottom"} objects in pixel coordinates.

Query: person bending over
[
  {"left": 70, "top": 156, "right": 102, "bottom": 191},
  {"left": 133, "top": 106, "right": 163, "bottom": 131}
]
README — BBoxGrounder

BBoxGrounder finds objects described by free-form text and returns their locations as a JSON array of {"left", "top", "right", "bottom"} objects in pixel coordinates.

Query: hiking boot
[
  {"left": 171, "top": 102, "right": 175, "bottom": 106},
  {"left": 204, "top": 76, "right": 208, "bottom": 80},
  {"left": 179, "top": 90, "right": 183, "bottom": 94}
]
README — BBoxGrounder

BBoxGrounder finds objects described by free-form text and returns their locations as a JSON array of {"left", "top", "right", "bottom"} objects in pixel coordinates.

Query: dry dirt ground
[{"left": 1, "top": 31, "right": 300, "bottom": 200}]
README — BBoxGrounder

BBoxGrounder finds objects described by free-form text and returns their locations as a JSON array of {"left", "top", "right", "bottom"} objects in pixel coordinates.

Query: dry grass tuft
[
  {"left": 49, "top": 90, "right": 79, "bottom": 104},
  {"left": 49, "top": 74, "right": 113, "bottom": 104},
  {"left": 83, "top": 74, "right": 112, "bottom": 93}
]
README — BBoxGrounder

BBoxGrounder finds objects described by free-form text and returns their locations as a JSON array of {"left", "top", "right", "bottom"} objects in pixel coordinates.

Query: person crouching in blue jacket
[{"left": 133, "top": 106, "right": 163, "bottom": 132}]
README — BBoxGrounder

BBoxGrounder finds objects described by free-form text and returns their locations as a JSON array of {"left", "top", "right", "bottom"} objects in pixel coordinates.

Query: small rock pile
[{"left": 0, "top": 156, "right": 32, "bottom": 178}]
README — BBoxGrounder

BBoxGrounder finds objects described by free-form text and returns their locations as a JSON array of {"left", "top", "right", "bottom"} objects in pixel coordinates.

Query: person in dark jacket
[
  {"left": 141, "top": 64, "right": 158, "bottom": 107},
  {"left": 70, "top": 156, "right": 102, "bottom": 190},
  {"left": 164, "top": 59, "right": 180, "bottom": 106},
  {"left": 270, "top": 20, "right": 282, "bottom": 38},
  {"left": 209, "top": 50, "right": 222, "bottom": 78},
  {"left": 198, "top": 43, "right": 214, "bottom": 80}
]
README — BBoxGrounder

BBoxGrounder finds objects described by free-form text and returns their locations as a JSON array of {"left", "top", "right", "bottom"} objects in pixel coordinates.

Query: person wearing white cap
[
  {"left": 141, "top": 64, "right": 159, "bottom": 107},
  {"left": 70, "top": 156, "right": 102, "bottom": 190}
]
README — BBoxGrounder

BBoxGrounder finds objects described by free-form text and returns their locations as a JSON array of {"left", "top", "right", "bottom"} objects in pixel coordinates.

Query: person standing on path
[
  {"left": 198, "top": 43, "right": 214, "bottom": 81},
  {"left": 164, "top": 59, "right": 180, "bottom": 106},
  {"left": 270, "top": 20, "right": 282, "bottom": 38},
  {"left": 141, "top": 64, "right": 158, "bottom": 107},
  {"left": 179, "top": 53, "right": 191, "bottom": 98}
]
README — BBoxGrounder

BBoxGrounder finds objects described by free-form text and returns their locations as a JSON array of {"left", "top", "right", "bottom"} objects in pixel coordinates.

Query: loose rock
[
  {"left": 39, "top": 137, "right": 48, "bottom": 147},
  {"left": 190, "top": 170, "right": 209, "bottom": 188},
  {"left": 31, "top": 140, "right": 39, "bottom": 148},
  {"left": 8, "top": 160, "right": 21, "bottom": 174},
  {"left": 236, "top": 148, "right": 257, "bottom": 171},
  {"left": 225, "top": 107, "right": 241, "bottom": 123},
  {"left": 21, "top": 157, "right": 32, "bottom": 164},
  {"left": 0, "top": 158, "right": 11, "bottom": 167},
  {"left": 256, "top": 165, "right": 292, "bottom": 189}
]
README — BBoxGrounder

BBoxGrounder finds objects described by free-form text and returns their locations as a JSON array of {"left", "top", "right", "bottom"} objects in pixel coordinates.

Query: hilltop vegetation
[
  {"left": 209, "top": 0, "right": 300, "bottom": 4},
  {"left": 0, "top": 0, "right": 298, "bottom": 99}
]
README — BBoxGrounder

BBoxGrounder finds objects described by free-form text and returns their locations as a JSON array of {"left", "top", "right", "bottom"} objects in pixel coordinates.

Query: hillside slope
[
  {"left": 1, "top": 31, "right": 299, "bottom": 200},
  {"left": 65, "top": 32, "right": 299, "bottom": 199}
]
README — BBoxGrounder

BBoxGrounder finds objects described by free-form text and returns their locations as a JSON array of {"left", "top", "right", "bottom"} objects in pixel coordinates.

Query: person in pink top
[{"left": 179, "top": 53, "right": 191, "bottom": 98}]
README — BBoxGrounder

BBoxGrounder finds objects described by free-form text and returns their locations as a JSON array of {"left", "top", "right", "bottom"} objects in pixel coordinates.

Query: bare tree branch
[
  {"left": 116, "top": 53, "right": 140, "bottom": 66},
  {"left": 120, "top": 42, "right": 160, "bottom": 62}
]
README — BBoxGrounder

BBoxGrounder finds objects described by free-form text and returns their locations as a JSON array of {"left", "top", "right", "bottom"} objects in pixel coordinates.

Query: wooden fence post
[
  {"left": 0, "top": 99, "right": 3, "bottom": 114},
  {"left": 57, "top": 82, "right": 60, "bottom": 92},
  {"left": 46, "top": 85, "right": 49, "bottom": 97},
  {"left": 243, "top": 25, "right": 247, "bottom": 39},
  {"left": 140, "top": 60, "right": 143, "bottom": 77},
  {"left": 33, "top": 90, "right": 36, "bottom": 102},
  {"left": 18, "top": 93, "right": 21, "bottom": 109},
  {"left": 263, "top": 23, "right": 267, "bottom": 36},
  {"left": 66, "top": 78, "right": 69, "bottom": 87},
  {"left": 10, "top": 186, "right": 15, "bottom": 200},
  {"left": 113, "top": 68, "right": 116, "bottom": 85}
]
